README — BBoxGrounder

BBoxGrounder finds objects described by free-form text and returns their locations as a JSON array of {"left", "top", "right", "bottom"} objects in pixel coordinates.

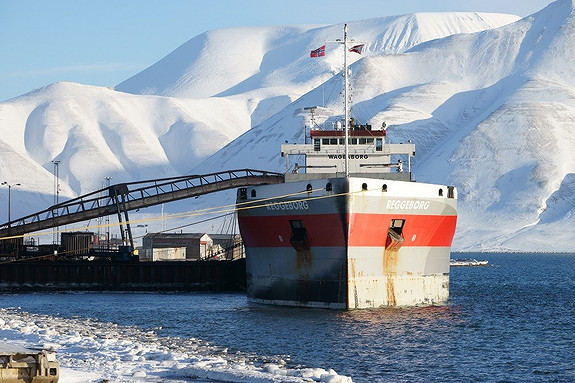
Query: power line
[{"left": 0, "top": 186, "right": 369, "bottom": 242}]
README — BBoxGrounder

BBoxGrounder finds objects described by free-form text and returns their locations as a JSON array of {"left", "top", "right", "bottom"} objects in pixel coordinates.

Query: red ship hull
[{"left": 237, "top": 176, "right": 457, "bottom": 309}]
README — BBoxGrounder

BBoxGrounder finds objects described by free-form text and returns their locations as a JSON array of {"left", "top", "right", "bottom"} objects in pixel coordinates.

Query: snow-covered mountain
[
  {"left": 0, "top": 83, "right": 248, "bottom": 195},
  {"left": 1, "top": 1, "right": 574, "bottom": 251},
  {"left": 117, "top": 13, "right": 519, "bottom": 127}
]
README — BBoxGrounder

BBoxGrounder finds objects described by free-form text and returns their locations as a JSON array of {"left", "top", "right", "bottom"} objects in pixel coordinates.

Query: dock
[{"left": 0, "top": 259, "right": 246, "bottom": 292}]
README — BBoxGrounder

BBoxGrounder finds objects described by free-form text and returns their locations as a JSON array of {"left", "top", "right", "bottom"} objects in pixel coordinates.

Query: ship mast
[
  {"left": 327, "top": 24, "right": 353, "bottom": 177},
  {"left": 321, "top": 24, "right": 362, "bottom": 177},
  {"left": 343, "top": 24, "right": 350, "bottom": 177}
]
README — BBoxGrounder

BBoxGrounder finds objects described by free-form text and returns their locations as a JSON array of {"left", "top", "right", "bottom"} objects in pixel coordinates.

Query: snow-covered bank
[{"left": 0, "top": 308, "right": 352, "bottom": 383}]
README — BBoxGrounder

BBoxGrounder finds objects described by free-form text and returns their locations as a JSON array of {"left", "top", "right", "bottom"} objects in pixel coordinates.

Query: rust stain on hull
[
  {"left": 383, "top": 228, "right": 403, "bottom": 306},
  {"left": 350, "top": 257, "right": 359, "bottom": 308},
  {"left": 296, "top": 249, "right": 312, "bottom": 270},
  {"left": 386, "top": 277, "right": 396, "bottom": 306},
  {"left": 383, "top": 248, "right": 399, "bottom": 306},
  {"left": 383, "top": 248, "right": 398, "bottom": 275}
]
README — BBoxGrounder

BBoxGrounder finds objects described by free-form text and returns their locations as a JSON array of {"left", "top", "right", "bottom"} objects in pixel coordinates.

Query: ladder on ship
[{"left": 0, "top": 169, "right": 284, "bottom": 250}]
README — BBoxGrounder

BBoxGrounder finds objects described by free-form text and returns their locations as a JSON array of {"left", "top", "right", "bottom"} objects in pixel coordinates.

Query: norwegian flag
[
  {"left": 349, "top": 44, "right": 365, "bottom": 54},
  {"left": 310, "top": 45, "right": 326, "bottom": 58}
]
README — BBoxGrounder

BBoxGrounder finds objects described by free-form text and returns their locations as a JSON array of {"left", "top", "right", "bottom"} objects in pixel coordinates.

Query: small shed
[
  {"left": 142, "top": 233, "right": 212, "bottom": 260},
  {"left": 138, "top": 246, "right": 187, "bottom": 261},
  {"left": 208, "top": 234, "right": 244, "bottom": 260}
]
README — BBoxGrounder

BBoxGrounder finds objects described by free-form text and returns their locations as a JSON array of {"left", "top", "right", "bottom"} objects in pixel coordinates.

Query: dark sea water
[{"left": 1, "top": 253, "right": 574, "bottom": 382}]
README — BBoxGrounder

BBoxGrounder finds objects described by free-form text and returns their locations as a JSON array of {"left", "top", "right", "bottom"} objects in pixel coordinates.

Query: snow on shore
[{"left": 0, "top": 308, "right": 352, "bottom": 383}]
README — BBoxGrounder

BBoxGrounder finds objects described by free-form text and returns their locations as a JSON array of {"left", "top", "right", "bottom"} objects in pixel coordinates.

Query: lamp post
[
  {"left": 52, "top": 160, "right": 60, "bottom": 247},
  {"left": 105, "top": 176, "right": 112, "bottom": 249},
  {"left": 1, "top": 181, "right": 21, "bottom": 227}
]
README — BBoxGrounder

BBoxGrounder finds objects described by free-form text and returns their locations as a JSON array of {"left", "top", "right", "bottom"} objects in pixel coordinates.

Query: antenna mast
[
  {"left": 343, "top": 24, "right": 350, "bottom": 177},
  {"left": 325, "top": 24, "right": 363, "bottom": 177}
]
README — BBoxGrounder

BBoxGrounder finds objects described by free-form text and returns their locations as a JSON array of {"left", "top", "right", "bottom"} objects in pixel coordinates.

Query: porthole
[
  {"left": 438, "top": 189, "right": 443, "bottom": 197},
  {"left": 362, "top": 183, "right": 368, "bottom": 191},
  {"left": 326, "top": 183, "right": 332, "bottom": 192},
  {"left": 251, "top": 189, "right": 256, "bottom": 197},
  {"left": 382, "top": 184, "right": 388, "bottom": 192}
]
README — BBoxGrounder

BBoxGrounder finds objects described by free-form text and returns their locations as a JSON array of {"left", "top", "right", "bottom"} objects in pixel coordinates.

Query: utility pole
[
  {"left": 1, "top": 181, "right": 21, "bottom": 229},
  {"left": 105, "top": 176, "right": 112, "bottom": 250},
  {"left": 52, "top": 160, "right": 60, "bottom": 249}
]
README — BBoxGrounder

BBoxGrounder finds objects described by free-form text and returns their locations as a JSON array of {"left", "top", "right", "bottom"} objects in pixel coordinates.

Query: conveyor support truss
[{"left": 0, "top": 169, "right": 284, "bottom": 242}]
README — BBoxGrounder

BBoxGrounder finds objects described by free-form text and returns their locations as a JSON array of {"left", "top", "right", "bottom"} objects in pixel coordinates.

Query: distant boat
[{"left": 450, "top": 258, "right": 488, "bottom": 267}]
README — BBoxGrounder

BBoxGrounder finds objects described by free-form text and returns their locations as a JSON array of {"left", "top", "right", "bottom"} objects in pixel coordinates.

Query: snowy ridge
[
  {"left": 116, "top": 13, "right": 518, "bottom": 128},
  {"left": 117, "top": 13, "right": 519, "bottom": 98},
  {"left": 0, "top": 82, "right": 250, "bottom": 202},
  {"left": 0, "top": 308, "right": 352, "bottom": 383}
]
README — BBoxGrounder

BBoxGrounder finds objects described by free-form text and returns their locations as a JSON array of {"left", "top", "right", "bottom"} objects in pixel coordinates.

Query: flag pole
[
  {"left": 321, "top": 24, "right": 364, "bottom": 177},
  {"left": 343, "top": 24, "right": 350, "bottom": 178}
]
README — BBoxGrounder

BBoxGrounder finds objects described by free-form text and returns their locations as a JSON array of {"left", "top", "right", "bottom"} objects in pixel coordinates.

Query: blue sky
[{"left": 0, "top": 0, "right": 552, "bottom": 102}]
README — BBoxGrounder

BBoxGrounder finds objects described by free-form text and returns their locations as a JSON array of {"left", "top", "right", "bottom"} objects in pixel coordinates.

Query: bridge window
[
  {"left": 359, "top": 138, "right": 367, "bottom": 145},
  {"left": 329, "top": 138, "right": 337, "bottom": 145},
  {"left": 339, "top": 138, "right": 344, "bottom": 145},
  {"left": 322, "top": 138, "right": 329, "bottom": 145},
  {"left": 251, "top": 189, "right": 257, "bottom": 198},
  {"left": 367, "top": 138, "right": 374, "bottom": 145},
  {"left": 349, "top": 138, "right": 357, "bottom": 145},
  {"left": 314, "top": 138, "right": 320, "bottom": 151}
]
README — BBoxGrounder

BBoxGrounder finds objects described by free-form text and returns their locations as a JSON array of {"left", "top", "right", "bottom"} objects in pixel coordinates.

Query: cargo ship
[{"left": 236, "top": 25, "right": 457, "bottom": 309}]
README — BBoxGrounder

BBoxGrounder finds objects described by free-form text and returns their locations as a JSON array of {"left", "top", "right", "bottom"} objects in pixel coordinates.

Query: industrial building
[{"left": 140, "top": 232, "right": 243, "bottom": 261}]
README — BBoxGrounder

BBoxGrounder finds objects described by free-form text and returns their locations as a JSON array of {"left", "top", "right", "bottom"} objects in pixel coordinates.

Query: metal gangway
[{"left": 0, "top": 169, "right": 284, "bottom": 248}]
